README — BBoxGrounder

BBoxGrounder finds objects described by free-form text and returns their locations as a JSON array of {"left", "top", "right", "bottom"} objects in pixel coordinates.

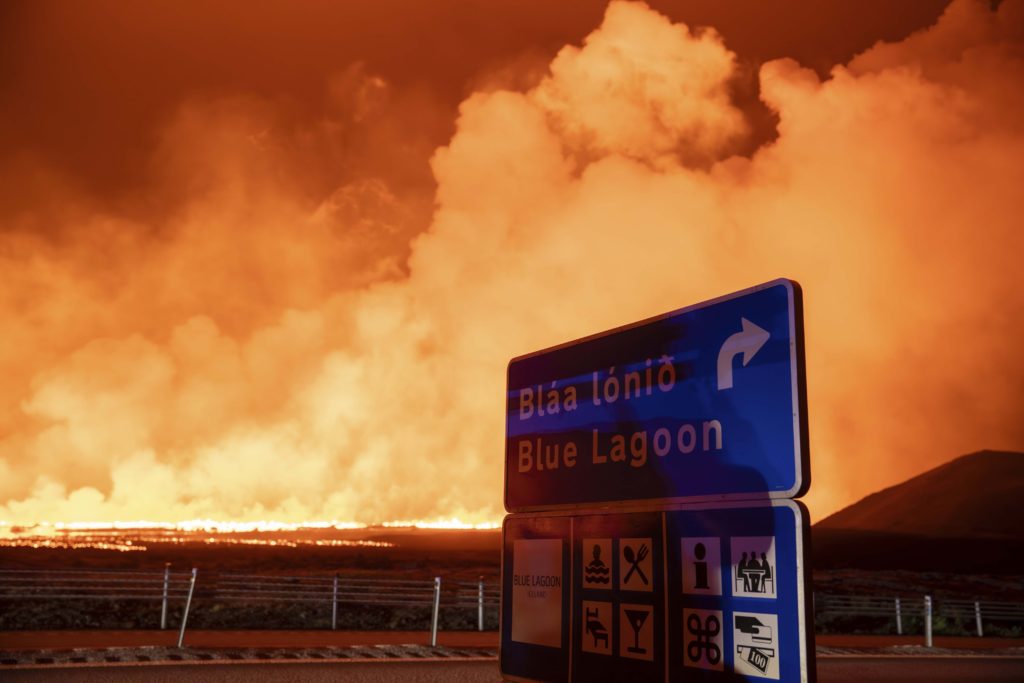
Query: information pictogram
[
  {"left": 619, "top": 538, "right": 652, "bottom": 592},
  {"left": 582, "top": 539, "right": 612, "bottom": 589},
  {"left": 731, "top": 536, "right": 777, "bottom": 599},
  {"left": 682, "top": 537, "right": 722, "bottom": 595},
  {"left": 734, "top": 611, "right": 780, "bottom": 679},
  {"left": 682, "top": 608, "right": 724, "bottom": 671},
  {"left": 580, "top": 601, "right": 612, "bottom": 655},
  {"left": 619, "top": 603, "right": 654, "bottom": 661}
]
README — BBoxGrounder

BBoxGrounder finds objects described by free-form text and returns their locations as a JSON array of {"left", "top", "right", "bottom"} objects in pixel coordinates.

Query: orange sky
[{"left": 1, "top": 0, "right": 1022, "bottom": 526}]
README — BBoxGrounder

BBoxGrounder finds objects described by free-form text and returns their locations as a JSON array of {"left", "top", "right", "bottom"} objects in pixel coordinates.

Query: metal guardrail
[
  {"left": 0, "top": 565, "right": 193, "bottom": 630},
  {"left": 814, "top": 592, "right": 1024, "bottom": 644},
  {"left": 0, "top": 567, "right": 500, "bottom": 647},
  {"left": 6, "top": 568, "right": 1022, "bottom": 649}
]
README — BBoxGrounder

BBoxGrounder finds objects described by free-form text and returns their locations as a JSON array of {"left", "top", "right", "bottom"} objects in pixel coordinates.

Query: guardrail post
[
  {"left": 895, "top": 597, "right": 902, "bottom": 635},
  {"left": 332, "top": 573, "right": 339, "bottom": 631},
  {"left": 478, "top": 576, "right": 485, "bottom": 632},
  {"left": 430, "top": 576, "right": 441, "bottom": 646},
  {"left": 974, "top": 601, "right": 983, "bottom": 637},
  {"left": 924, "top": 595, "right": 933, "bottom": 647},
  {"left": 177, "top": 568, "right": 198, "bottom": 649},
  {"left": 160, "top": 563, "right": 171, "bottom": 630}
]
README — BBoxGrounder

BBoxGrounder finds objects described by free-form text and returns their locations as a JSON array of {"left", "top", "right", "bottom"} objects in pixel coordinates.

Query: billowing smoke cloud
[{"left": 1, "top": 0, "right": 1022, "bottom": 525}]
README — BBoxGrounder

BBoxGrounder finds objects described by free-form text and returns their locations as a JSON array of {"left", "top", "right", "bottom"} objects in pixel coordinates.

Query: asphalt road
[
  {"left": 4, "top": 657, "right": 1024, "bottom": 682},
  {"left": 5, "top": 660, "right": 496, "bottom": 682},
  {"left": 819, "top": 656, "right": 1024, "bottom": 682}
]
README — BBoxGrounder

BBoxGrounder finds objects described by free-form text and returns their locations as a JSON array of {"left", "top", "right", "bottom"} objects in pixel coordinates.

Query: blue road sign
[
  {"left": 500, "top": 500, "right": 814, "bottom": 683},
  {"left": 505, "top": 279, "right": 808, "bottom": 511}
]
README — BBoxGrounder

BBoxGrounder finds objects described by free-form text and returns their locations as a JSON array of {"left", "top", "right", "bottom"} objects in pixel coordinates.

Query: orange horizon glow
[
  {"left": 0, "top": 518, "right": 501, "bottom": 534},
  {"left": 1, "top": 0, "right": 1022, "bottom": 531},
  {"left": 0, "top": 518, "right": 496, "bottom": 553}
]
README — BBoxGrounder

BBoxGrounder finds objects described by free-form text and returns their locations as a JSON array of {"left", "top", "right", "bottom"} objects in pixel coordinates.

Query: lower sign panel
[{"left": 500, "top": 500, "right": 814, "bottom": 683}]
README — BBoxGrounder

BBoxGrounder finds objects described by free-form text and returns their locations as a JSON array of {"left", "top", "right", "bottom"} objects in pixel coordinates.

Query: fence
[
  {"left": 5, "top": 568, "right": 1024, "bottom": 648},
  {"left": 0, "top": 566, "right": 194, "bottom": 630},
  {"left": 813, "top": 592, "right": 1024, "bottom": 645},
  {"left": 0, "top": 567, "right": 500, "bottom": 647}
]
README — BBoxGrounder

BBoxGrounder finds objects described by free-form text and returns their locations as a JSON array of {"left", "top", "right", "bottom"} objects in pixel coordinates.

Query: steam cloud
[{"left": 1, "top": 0, "right": 1022, "bottom": 524}]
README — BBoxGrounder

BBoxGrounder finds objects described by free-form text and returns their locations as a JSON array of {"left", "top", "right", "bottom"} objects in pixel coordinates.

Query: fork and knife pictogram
[{"left": 623, "top": 543, "right": 649, "bottom": 585}]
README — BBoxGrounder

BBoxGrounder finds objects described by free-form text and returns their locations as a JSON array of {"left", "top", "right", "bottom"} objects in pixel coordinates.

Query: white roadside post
[
  {"left": 478, "top": 576, "right": 485, "bottom": 632},
  {"left": 924, "top": 595, "right": 933, "bottom": 647},
  {"left": 430, "top": 576, "right": 442, "bottom": 646},
  {"left": 975, "top": 601, "right": 983, "bottom": 637},
  {"left": 177, "top": 568, "right": 198, "bottom": 649},
  {"left": 332, "top": 574, "right": 339, "bottom": 631},
  {"left": 160, "top": 563, "right": 171, "bottom": 630},
  {"left": 895, "top": 597, "right": 902, "bottom": 635}
]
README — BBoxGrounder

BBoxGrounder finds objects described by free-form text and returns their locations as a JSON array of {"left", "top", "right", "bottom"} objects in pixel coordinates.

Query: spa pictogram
[{"left": 582, "top": 539, "right": 612, "bottom": 589}]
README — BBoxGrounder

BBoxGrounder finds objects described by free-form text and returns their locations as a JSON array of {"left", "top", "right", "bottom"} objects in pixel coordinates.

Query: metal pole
[
  {"left": 430, "top": 576, "right": 441, "bottom": 647},
  {"left": 924, "top": 595, "right": 933, "bottom": 648},
  {"left": 975, "top": 601, "right": 983, "bottom": 637},
  {"left": 160, "top": 563, "right": 170, "bottom": 630},
  {"left": 895, "top": 597, "right": 902, "bottom": 635},
  {"left": 332, "top": 574, "right": 339, "bottom": 631},
  {"left": 177, "top": 568, "right": 197, "bottom": 649},
  {"left": 478, "top": 576, "right": 484, "bottom": 632}
]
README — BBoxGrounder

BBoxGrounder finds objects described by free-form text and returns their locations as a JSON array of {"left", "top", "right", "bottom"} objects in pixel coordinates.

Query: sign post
[{"left": 500, "top": 279, "right": 814, "bottom": 682}]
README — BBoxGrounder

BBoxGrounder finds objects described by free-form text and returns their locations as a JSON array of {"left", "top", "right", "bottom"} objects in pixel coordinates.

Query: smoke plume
[{"left": 1, "top": 0, "right": 1022, "bottom": 525}]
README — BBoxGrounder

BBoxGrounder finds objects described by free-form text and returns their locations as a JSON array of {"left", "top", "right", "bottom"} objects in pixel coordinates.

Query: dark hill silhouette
[
  {"left": 816, "top": 450, "right": 1024, "bottom": 538},
  {"left": 812, "top": 450, "right": 1024, "bottom": 572}
]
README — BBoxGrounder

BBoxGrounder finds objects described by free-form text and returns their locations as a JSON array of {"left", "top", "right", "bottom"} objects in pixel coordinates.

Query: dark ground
[{"left": 1, "top": 527, "right": 1021, "bottom": 636}]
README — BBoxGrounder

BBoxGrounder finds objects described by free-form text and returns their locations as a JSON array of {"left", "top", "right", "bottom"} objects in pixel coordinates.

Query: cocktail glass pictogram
[{"left": 624, "top": 608, "right": 650, "bottom": 654}]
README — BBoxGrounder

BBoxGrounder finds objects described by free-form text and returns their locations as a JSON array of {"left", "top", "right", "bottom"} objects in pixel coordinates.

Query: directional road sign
[
  {"left": 500, "top": 500, "right": 814, "bottom": 683},
  {"left": 505, "top": 279, "right": 808, "bottom": 511}
]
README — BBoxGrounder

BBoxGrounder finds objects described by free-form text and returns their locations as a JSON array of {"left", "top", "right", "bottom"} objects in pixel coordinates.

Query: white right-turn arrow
[{"left": 717, "top": 318, "right": 770, "bottom": 390}]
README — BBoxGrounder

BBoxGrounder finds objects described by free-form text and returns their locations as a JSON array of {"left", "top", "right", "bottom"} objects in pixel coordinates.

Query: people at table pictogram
[{"left": 737, "top": 549, "right": 772, "bottom": 593}]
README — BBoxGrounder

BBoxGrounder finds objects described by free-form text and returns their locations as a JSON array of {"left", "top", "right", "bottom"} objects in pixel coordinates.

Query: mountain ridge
[{"left": 815, "top": 450, "right": 1024, "bottom": 539}]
